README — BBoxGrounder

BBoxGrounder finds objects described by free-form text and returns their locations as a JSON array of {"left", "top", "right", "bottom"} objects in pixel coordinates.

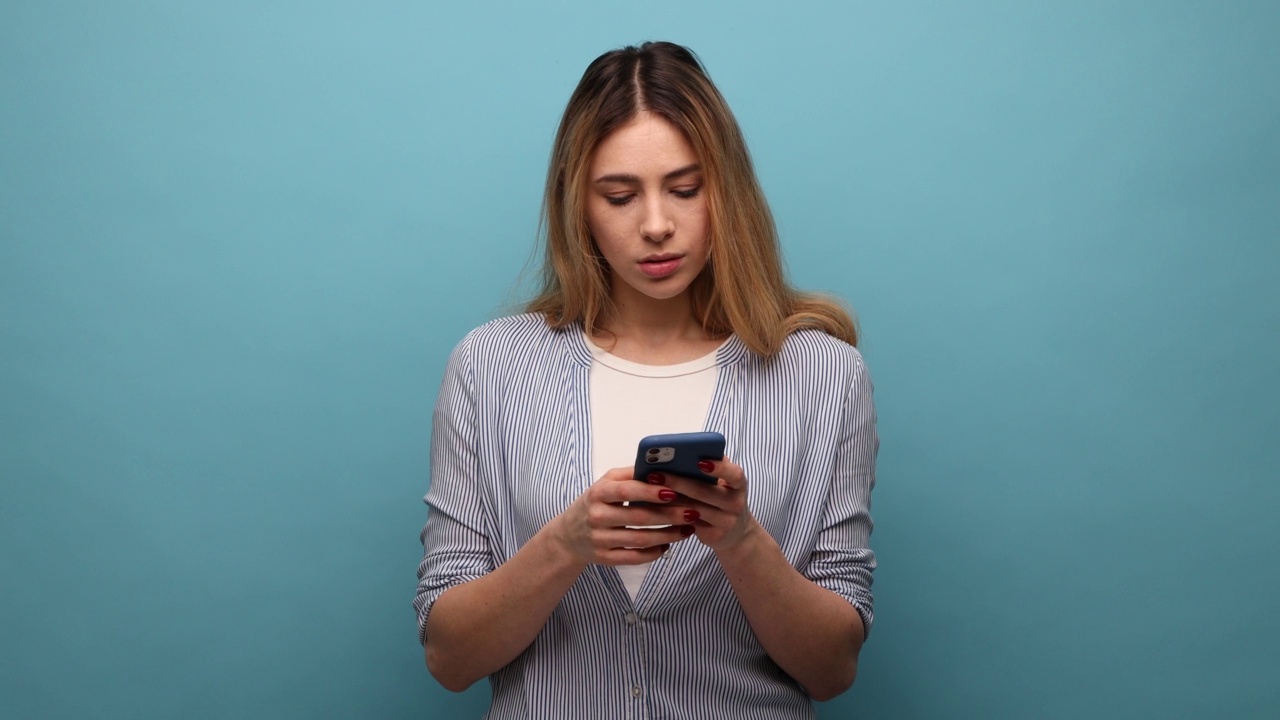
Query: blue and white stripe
[{"left": 415, "top": 313, "right": 877, "bottom": 719}]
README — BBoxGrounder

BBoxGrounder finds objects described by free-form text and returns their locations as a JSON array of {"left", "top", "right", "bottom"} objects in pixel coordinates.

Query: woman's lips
[{"left": 638, "top": 257, "right": 682, "bottom": 278}]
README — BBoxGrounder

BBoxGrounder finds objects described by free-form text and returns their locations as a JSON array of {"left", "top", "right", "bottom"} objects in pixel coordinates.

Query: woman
[{"left": 414, "top": 42, "right": 877, "bottom": 719}]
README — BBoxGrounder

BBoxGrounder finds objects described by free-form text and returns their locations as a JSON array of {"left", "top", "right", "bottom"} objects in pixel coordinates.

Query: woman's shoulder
[
  {"left": 459, "top": 312, "right": 559, "bottom": 344},
  {"left": 448, "top": 312, "right": 577, "bottom": 370},
  {"left": 774, "top": 328, "right": 868, "bottom": 375},
  {"left": 755, "top": 330, "right": 874, "bottom": 411}
]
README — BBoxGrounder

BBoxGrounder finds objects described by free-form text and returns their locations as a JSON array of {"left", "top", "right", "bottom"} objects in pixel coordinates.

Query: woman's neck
[{"left": 592, "top": 294, "right": 723, "bottom": 365}]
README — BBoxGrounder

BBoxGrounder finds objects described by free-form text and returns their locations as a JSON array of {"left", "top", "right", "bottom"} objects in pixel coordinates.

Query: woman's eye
[
  {"left": 605, "top": 195, "right": 634, "bottom": 207},
  {"left": 673, "top": 186, "right": 701, "bottom": 199}
]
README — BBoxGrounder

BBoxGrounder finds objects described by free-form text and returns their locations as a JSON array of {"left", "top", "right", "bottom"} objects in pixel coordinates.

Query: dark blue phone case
[{"left": 634, "top": 431, "right": 726, "bottom": 483}]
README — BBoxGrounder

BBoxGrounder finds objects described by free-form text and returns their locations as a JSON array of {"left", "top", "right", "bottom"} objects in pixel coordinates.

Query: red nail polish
[
  {"left": 647, "top": 472, "right": 665, "bottom": 485},
  {"left": 658, "top": 489, "right": 677, "bottom": 502},
  {"left": 683, "top": 509, "right": 700, "bottom": 522},
  {"left": 698, "top": 460, "right": 715, "bottom": 473}
]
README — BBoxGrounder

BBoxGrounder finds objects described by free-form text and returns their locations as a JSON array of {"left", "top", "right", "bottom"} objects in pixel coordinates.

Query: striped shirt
[{"left": 415, "top": 314, "right": 878, "bottom": 719}]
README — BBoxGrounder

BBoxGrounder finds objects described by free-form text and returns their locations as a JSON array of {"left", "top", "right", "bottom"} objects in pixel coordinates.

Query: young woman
[{"left": 414, "top": 42, "right": 878, "bottom": 719}]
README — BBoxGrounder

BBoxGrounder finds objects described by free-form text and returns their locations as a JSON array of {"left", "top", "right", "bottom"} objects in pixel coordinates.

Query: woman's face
[{"left": 585, "top": 111, "right": 710, "bottom": 313}]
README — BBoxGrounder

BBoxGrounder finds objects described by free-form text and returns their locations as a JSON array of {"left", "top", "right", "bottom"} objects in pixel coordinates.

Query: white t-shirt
[{"left": 586, "top": 336, "right": 721, "bottom": 601}]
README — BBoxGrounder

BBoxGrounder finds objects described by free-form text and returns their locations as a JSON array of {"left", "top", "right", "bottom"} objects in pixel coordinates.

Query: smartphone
[{"left": 634, "top": 431, "right": 725, "bottom": 484}]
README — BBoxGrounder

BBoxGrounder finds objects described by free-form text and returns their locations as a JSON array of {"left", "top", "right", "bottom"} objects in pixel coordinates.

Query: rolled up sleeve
[
  {"left": 413, "top": 336, "right": 494, "bottom": 645},
  {"left": 803, "top": 351, "right": 878, "bottom": 638}
]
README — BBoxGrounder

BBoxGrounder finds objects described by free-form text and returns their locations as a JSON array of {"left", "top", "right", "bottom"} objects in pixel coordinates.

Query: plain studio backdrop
[{"left": 2, "top": 2, "right": 1277, "bottom": 718}]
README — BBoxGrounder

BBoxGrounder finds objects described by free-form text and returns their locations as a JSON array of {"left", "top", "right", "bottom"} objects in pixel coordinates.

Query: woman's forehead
[{"left": 590, "top": 112, "right": 699, "bottom": 180}]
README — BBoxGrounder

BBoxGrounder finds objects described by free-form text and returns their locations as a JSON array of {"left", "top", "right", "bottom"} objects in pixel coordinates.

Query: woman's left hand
[{"left": 649, "top": 457, "right": 760, "bottom": 553}]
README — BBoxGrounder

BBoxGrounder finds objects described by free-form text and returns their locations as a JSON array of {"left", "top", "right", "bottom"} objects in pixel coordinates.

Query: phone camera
[{"left": 646, "top": 447, "right": 676, "bottom": 464}]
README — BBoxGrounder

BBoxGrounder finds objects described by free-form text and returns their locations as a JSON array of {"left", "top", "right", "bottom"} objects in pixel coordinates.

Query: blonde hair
[{"left": 526, "top": 41, "right": 858, "bottom": 355}]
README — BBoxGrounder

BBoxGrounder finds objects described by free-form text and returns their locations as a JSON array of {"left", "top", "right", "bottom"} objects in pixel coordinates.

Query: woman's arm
[
  {"left": 715, "top": 517, "right": 864, "bottom": 700},
  {"left": 661, "top": 466, "right": 864, "bottom": 700},
  {"left": 418, "top": 337, "right": 697, "bottom": 690},
  {"left": 424, "top": 518, "right": 586, "bottom": 692},
  {"left": 663, "top": 350, "right": 877, "bottom": 699},
  {"left": 424, "top": 469, "right": 696, "bottom": 691}
]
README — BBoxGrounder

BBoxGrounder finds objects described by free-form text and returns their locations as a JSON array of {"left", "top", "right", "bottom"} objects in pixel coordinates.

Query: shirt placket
[{"left": 623, "top": 602, "right": 649, "bottom": 719}]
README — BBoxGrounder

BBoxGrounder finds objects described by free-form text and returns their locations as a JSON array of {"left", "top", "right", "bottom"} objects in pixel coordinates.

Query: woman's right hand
[{"left": 551, "top": 467, "right": 699, "bottom": 566}]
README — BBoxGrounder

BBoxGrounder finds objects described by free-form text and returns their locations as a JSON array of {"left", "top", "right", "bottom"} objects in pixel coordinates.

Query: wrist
[
  {"left": 712, "top": 517, "right": 772, "bottom": 567},
  {"left": 540, "top": 514, "right": 592, "bottom": 572}
]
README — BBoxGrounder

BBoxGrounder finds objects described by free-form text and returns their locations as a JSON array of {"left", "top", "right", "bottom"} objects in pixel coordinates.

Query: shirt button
[
  {"left": 662, "top": 547, "right": 673, "bottom": 559},
  {"left": 631, "top": 685, "right": 642, "bottom": 697},
  {"left": 624, "top": 612, "right": 638, "bottom": 625}
]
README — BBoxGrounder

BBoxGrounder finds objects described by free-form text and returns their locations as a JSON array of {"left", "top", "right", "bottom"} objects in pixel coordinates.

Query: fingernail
[
  {"left": 680, "top": 525, "right": 696, "bottom": 537},
  {"left": 683, "top": 509, "right": 700, "bottom": 522},
  {"left": 647, "top": 472, "right": 665, "bottom": 485},
  {"left": 698, "top": 460, "right": 715, "bottom": 473},
  {"left": 658, "top": 489, "right": 677, "bottom": 502}
]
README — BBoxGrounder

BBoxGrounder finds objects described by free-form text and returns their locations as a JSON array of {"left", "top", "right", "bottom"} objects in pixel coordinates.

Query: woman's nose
[{"left": 640, "top": 197, "right": 675, "bottom": 243}]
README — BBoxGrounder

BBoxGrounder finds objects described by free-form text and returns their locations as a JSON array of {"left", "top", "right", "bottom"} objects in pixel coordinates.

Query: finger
[
  {"left": 700, "top": 457, "right": 747, "bottom": 490},
  {"left": 587, "top": 496, "right": 685, "bottom": 529},
  {"left": 603, "top": 465, "right": 647, "bottom": 483},
  {"left": 594, "top": 526, "right": 694, "bottom": 550},
  {"left": 619, "top": 503, "right": 702, "bottom": 528},
  {"left": 589, "top": 502, "right": 689, "bottom": 530},
  {"left": 598, "top": 545, "right": 670, "bottom": 566},
  {"left": 679, "top": 503, "right": 737, "bottom": 529},
  {"left": 663, "top": 474, "right": 733, "bottom": 508},
  {"left": 602, "top": 464, "right": 670, "bottom": 486},
  {"left": 590, "top": 478, "right": 683, "bottom": 506}
]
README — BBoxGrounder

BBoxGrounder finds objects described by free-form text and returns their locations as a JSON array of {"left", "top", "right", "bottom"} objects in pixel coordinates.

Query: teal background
[{"left": 2, "top": 1, "right": 1277, "bottom": 718}]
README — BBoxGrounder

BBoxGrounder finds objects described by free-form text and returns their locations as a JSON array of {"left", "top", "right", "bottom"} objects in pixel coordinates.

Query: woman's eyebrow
[{"left": 593, "top": 163, "right": 702, "bottom": 185}]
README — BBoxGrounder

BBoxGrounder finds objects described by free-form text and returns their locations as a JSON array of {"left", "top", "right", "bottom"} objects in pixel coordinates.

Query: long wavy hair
[{"left": 526, "top": 41, "right": 858, "bottom": 355}]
